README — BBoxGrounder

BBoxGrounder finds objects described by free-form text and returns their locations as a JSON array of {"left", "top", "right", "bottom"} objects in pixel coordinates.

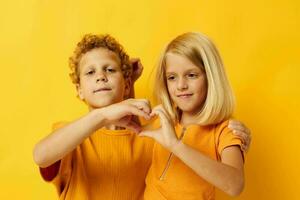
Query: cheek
[
  {"left": 81, "top": 80, "right": 92, "bottom": 90},
  {"left": 167, "top": 82, "right": 175, "bottom": 94},
  {"left": 112, "top": 76, "right": 126, "bottom": 92},
  {"left": 195, "top": 80, "right": 208, "bottom": 97}
]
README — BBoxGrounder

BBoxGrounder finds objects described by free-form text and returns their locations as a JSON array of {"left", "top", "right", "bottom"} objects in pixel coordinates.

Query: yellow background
[{"left": 0, "top": 0, "right": 299, "bottom": 199}]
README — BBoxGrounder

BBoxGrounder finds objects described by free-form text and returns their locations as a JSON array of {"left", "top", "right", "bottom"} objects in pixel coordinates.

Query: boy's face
[{"left": 77, "top": 48, "right": 130, "bottom": 109}]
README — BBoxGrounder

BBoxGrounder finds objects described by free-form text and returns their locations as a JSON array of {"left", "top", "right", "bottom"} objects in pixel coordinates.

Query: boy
[{"left": 33, "top": 34, "right": 154, "bottom": 200}]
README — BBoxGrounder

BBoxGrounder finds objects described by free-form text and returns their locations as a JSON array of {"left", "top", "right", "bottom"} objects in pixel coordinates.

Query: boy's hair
[
  {"left": 155, "top": 32, "right": 235, "bottom": 125},
  {"left": 69, "top": 34, "right": 132, "bottom": 84}
]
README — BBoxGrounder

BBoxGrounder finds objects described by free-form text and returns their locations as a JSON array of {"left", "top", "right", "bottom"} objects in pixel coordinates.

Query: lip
[
  {"left": 93, "top": 87, "right": 112, "bottom": 93},
  {"left": 176, "top": 93, "right": 193, "bottom": 98}
]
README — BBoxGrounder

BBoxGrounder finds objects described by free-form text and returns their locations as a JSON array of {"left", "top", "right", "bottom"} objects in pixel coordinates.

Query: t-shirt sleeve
[
  {"left": 39, "top": 121, "right": 73, "bottom": 194},
  {"left": 216, "top": 120, "right": 245, "bottom": 161}
]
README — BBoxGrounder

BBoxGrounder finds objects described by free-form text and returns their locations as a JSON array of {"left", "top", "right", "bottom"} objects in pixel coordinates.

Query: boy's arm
[
  {"left": 33, "top": 109, "right": 106, "bottom": 168},
  {"left": 33, "top": 99, "right": 151, "bottom": 168}
]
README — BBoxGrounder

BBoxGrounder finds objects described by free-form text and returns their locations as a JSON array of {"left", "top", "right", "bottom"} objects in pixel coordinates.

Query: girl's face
[
  {"left": 165, "top": 52, "right": 207, "bottom": 115},
  {"left": 77, "top": 48, "right": 129, "bottom": 110}
]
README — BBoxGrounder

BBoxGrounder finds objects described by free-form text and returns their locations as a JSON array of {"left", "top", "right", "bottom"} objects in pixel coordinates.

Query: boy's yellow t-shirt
[
  {"left": 40, "top": 122, "right": 154, "bottom": 200},
  {"left": 144, "top": 120, "right": 244, "bottom": 200}
]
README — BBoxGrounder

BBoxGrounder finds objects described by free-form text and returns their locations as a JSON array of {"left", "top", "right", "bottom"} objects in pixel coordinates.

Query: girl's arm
[
  {"left": 139, "top": 105, "right": 244, "bottom": 196},
  {"left": 172, "top": 142, "right": 244, "bottom": 196},
  {"left": 33, "top": 99, "right": 151, "bottom": 168}
]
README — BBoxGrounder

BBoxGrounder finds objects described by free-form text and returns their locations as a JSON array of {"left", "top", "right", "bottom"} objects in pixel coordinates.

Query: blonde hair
[
  {"left": 69, "top": 34, "right": 132, "bottom": 84},
  {"left": 155, "top": 32, "right": 235, "bottom": 125}
]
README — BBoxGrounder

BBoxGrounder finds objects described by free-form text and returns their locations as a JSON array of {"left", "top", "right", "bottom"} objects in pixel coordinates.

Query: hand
[
  {"left": 99, "top": 98, "right": 151, "bottom": 133},
  {"left": 139, "top": 105, "right": 180, "bottom": 151},
  {"left": 228, "top": 120, "right": 252, "bottom": 152},
  {"left": 130, "top": 58, "right": 143, "bottom": 83}
]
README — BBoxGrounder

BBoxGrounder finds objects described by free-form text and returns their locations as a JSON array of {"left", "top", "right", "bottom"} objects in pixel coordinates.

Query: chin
[
  {"left": 89, "top": 99, "right": 116, "bottom": 108},
  {"left": 179, "top": 105, "right": 199, "bottom": 113}
]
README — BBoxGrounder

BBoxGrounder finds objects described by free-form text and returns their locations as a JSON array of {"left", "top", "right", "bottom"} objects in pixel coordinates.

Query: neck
[
  {"left": 180, "top": 111, "right": 199, "bottom": 126},
  {"left": 105, "top": 124, "right": 124, "bottom": 130}
]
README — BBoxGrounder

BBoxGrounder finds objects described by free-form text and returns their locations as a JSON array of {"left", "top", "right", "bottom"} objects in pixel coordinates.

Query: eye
[
  {"left": 105, "top": 66, "right": 116, "bottom": 73},
  {"left": 167, "top": 75, "right": 176, "bottom": 81},
  {"left": 85, "top": 70, "right": 95, "bottom": 75},
  {"left": 187, "top": 73, "right": 198, "bottom": 78}
]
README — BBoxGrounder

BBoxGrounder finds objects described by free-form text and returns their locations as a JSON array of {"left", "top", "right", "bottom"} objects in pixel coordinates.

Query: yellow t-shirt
[
  {"left": 144, "top": 120, "right": 244, "bottom": 200},
  {"left": 41, "top": 122, "right": 154, "bottom": 200}
]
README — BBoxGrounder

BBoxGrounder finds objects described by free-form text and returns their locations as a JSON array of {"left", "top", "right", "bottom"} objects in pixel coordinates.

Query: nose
[
  {"left": 96, "top": 72, "right": 108, "bottom": 83},
  {"left": 177, "top": 77, "right": 188, "bottom": 91}
]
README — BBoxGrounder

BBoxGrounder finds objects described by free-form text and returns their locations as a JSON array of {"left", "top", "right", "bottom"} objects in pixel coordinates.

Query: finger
[
  {"left": 136, "top": 61, "right": 143, "bottom": 73},
  {"left": 229, "top": 120, "right": 247, "bottom": 129},
  {"left": 241, "top": 144, "right": 249, "bottom": 152},
  {"left": 233, "top": 131, "right": 251, "bottom": 149},
  {"left": 127, "top": 105, "right": 151, "bottom": 120},
  {"left": 130, "top": 58, "right": 140, "bottom": 64},
  {"left": 138, "top": 130, "right": 155, "bottom": 138},
  {"left": 151, "top": 108, "right": 170, "bottom": 125},
  {"left": 129, "top": 99, "right": 151, "bottom": 114},
  {"left": 131, "top": 58, "right": 142, "bottom": 70},
  {"left": 229, "top": 120, "right": 250, "bottom": 132},
  {"left": 130, "top": 58, "right": 143, "bottom": 77},
  {"left": 232, "top": 130, "right": 250, "bottom": 141},
  {"left": 153, "top": 105, "right": 172, "bottom": 122},
  {"left": 229, "top": 119, "right": 244, "bottom": 126},
  {"left": 228, "top": 123, "right": 250, "bottom": 135}
]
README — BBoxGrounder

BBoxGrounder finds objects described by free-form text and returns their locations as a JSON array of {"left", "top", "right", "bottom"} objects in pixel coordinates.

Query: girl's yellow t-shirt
[{"left": 144, "top": 120, "right": 244, "bottom": 200}]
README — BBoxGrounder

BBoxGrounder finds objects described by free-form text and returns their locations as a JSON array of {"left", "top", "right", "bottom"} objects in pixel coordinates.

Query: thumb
[{"left": 138, "top": 130, "right": 156, "bottom": 139}]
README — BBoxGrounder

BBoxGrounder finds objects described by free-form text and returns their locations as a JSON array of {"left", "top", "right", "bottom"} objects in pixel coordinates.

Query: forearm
[
  {"left": 171, "top": 142, "right": 244, "bottom": 196},
  {"left": 33, "top": 109, "right": 105, "bottom": 168}
]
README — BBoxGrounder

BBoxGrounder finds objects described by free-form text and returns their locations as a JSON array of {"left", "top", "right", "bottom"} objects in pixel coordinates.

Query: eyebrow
[{"left": 166, "top": 68, "right": 201, "bottom": 74}]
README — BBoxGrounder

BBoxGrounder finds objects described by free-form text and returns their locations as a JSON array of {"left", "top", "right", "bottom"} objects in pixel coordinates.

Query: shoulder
[{"left": 214, "top": 119, "right": 230, "bottom": 133}]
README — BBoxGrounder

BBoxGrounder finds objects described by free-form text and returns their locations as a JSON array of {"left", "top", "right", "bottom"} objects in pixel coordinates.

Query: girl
[{"left": 140, "top": 32, "right": 248, "bottom": 199}]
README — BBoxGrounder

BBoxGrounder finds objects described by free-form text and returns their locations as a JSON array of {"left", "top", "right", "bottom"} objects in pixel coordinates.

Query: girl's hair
[
  {"left": 69, "top": 34, "right": 132, "bottom": 84},
  {"left": 155, "top": 32, "right": 235, "bottom": 125}
]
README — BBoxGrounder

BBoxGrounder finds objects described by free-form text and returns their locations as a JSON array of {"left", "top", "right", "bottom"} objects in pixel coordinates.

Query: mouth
[
  {"left": 176, "top": 93, "right": 193, "bottom": 98},
  {"left": 93, "top": 87, "right": 112, "bottom": 93}
]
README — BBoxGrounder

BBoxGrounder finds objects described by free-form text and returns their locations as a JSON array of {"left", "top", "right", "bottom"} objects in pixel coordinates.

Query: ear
[
  {"left": 76, "top": 83, "right": 84, "bottom": 100},
  {"left": 124, "top": 78, "right": 132, "bottom": 98}
]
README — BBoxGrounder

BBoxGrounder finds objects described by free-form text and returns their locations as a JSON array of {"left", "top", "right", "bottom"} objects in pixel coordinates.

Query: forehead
[
  {"left": 79, "top": 47, "right": 121, "bottom": 69},
  {"left": 165, "top": 52, "right": 201, "bottom": 73}
]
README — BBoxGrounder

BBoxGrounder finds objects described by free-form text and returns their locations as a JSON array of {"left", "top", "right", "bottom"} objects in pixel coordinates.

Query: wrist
[
  {"left": 91, "top": 108, "right": 107, "bottom": 127},
  {"left": 170, "top": 140, "right": 185, "bottom": 155}
]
